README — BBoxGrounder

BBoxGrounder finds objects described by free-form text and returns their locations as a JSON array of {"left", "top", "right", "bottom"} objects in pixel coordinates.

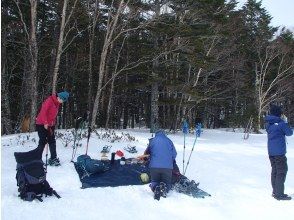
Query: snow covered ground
[{"left": 1, "top": 128, "right": 294, "bottom": 220}]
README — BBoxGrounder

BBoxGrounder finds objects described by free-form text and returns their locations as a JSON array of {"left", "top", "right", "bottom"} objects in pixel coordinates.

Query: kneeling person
[{"left": 145, "top": 130, "right": 177, "bottom": 200}]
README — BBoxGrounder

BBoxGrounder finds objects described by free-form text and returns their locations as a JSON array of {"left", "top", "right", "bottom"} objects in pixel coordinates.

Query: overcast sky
[{"left": 237, "top": 0, "right": 294, "bottom": 28}]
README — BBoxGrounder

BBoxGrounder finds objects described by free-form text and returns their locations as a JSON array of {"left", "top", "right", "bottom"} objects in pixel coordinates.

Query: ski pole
[
  {"left": 45, "top": 143, "right": 49, "bottom": 175},
  {"left": 184, "top": 127, "right": 197, "bottom": 175},
  {"left": 71, "top": 117, "right": 82, "bottom": 162},
  {"left": 183, "top": 132, "right": 186, "bottom": 173},
  {"left": 182, "top": 120, "right": 189, "bottom": 173},
  {"left": 85, "top": 126, "right": 92, "bottom": 155}
]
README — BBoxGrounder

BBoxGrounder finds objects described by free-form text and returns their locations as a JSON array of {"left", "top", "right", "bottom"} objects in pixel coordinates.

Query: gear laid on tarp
[
  {"left": 74, "top": 159, "right": 149, "bottom": 188},
  {"left": 73, "top": 157, "right": 211, "bottom": 198}
]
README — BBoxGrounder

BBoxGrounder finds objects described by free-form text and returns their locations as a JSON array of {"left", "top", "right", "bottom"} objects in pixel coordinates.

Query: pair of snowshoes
[
  {"left": 124, "top": 146, "right": 137, "bottom": 154},
  {"left": 174, "top": 177, "right": 211, "bottom": 198},
  {"left": 154, "top": 182, "right": 167, "bottom": 201}
]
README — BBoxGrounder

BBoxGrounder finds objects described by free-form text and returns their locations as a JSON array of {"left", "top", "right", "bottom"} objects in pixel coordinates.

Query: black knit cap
[{"left": 270, "top": 105, "right": 282, "bottom": 117}]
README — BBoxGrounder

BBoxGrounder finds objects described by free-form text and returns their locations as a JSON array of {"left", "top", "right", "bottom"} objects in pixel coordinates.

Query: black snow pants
[
  {"left": 36, "top": 125, "right": 57, "bottom": 159},
  {"left": 269, "top": 155, "right": 288, "bottom": 196},
  {"left": 150, "top": 168, "right": 173, "bottom": 191}
]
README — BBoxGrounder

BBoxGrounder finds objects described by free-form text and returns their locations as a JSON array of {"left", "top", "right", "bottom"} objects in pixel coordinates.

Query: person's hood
[
  {"left": 265, "top": 115, "right": 282, "bottom": 124},
  {"left": 155, "top": 130, "right": 166, "bottom": 137}
]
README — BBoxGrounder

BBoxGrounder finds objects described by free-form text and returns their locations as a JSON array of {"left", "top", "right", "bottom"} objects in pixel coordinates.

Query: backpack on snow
[
  {"left": 75, "top": 154, "right": 110, "bottom": 179},
  {"left": 14, "top": 148, "right": 61, "bottom": 202}
]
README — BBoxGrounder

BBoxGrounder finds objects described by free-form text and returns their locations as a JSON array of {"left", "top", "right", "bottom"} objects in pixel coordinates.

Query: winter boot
[
  {"left": 160, "top": 182, "right": 167, "bottom": 198},
  {"left": 48, "top": 158, "right": 61, "bottom": 166},
  {"left": 273, "top": 194, "right": 292, "bottom": 201},
  {"left": 154, "top": 185, "right": 161, "bottom": 201}
]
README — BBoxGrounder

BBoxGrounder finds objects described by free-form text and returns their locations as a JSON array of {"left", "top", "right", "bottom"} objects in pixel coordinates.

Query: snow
[{"left": 1, "top": 128, "right": 294, "bottom": 220}]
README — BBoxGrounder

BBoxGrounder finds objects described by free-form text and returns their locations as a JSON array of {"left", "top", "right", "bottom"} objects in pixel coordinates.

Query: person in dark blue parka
[
  {"left": 265, "top": 105, "right": 293, "bottom": 200},
  {"left": 145, "top": 130, "right": 177, "bottom": 200}
]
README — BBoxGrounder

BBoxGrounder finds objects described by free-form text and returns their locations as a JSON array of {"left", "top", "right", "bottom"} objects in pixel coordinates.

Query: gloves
[{"left": 281, "top": 114, "right": 288, "bottom": 123}]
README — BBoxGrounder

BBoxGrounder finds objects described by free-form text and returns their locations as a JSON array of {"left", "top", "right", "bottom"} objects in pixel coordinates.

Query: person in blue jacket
[
  {"left": 144, "top": 130, "right": 177, "bottom": 200},
  {"left": 265, "top": 105, "right": 293, "bottom": 200}
]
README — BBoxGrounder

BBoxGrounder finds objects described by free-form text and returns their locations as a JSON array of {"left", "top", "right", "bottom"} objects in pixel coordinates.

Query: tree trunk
[
  {"left": 1, "top": 27, "right": 13, "bottom": 134},
  {"left": 123, "top": 105, "right": 129, "bottom": 129},
  {"left": 150, "top": 1, "right": 160, "bottom": 133},
  {"left": 28, "top": 0, "right": 38, "bottom": 131},
  {"left": 105, "top": 74, "right": 115, "bottom": 128},
  {"left": 91, "top": 0, "right": 126, "bottom": 128},
  {"left": 87, "top": 0, "right": 100, "bottom": 115},
  {"left": 52, "top": 0, "right": 69, "bottom": 93}
]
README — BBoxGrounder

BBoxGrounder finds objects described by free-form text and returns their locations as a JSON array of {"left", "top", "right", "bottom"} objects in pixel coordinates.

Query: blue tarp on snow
[
  {"left": 74, "top": 160, "right": 149, "bottom": 188},
  {"left": 74, "top": 158, "right": 211, "bottom": 199}
]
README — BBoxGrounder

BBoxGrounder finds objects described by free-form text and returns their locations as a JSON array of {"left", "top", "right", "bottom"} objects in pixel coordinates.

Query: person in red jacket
[{"left": 36, "top": 91, "right": 69, "bottom": 166}]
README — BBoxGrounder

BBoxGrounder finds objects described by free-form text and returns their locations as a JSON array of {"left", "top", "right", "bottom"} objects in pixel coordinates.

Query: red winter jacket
[{"left": 36, "top": 94, "right": 61, "bottom": 126}]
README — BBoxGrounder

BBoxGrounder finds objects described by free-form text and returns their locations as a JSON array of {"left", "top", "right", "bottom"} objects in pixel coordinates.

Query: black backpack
[{"left": 14, "top": 148, "right": 61, "bottom": 202}]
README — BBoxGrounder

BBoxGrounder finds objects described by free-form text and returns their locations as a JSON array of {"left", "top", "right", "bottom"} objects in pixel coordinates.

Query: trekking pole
[
  {"left": 45, "top": 143, "right": 49, "bottom": 174},
  {"left": 85, "top": 126, "right": 92, "bottom": 155},
  {"left": 184, "top": 127, "right": 197, "bottom": 176},
  {"left": 182, "top": 120, "right": 189, "bottom": 173},
  {"left": 71, "top": 117, "right": 83, "bottom": 162}
]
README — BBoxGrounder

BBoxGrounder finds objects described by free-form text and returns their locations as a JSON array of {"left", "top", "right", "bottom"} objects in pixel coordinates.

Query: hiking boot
[
  {"left": 48, "top": 158, "right": 61, "bottom": 166},
  {"left": 154, "top": 185, "right": 161, "bottom": 201},
  {"left": 273, "top": 194, "right": 291, "bottom": 201},
  {"left": 159, "top": 182, "right": 167, "bottom": 198}
]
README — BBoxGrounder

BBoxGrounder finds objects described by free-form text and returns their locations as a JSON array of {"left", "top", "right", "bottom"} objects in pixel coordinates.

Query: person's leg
[
  {"left": 269, "top": 156, "right": 277, "bottom": 195},
  {"left": 36, "top": 124, "right": 48, "bottom": 155},
  {"left": 47, "top": 126, "right": 57, "bottom": 159},
  {"left": 160, "top": 168, "right": 173, "bottom": 192},
  {"left": 150, "top": 168, "right": 162, "bottom": 200},
  {"left": 275, "top": 155, "right": 288, "bottom": 197},
  {"left": 149, "top": 168, "right": 161, "bottom": 191}
]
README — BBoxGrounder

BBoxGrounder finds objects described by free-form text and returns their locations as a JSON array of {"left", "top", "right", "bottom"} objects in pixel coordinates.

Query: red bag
[{"left": 116, "top": 150, "right": 124, "bottom": 157}]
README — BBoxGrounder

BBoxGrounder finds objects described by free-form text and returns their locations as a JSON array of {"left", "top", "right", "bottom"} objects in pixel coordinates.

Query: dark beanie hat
[
  {"left": 270, "top": 105, "right": 282, "bottom": 117},
  {"left": 57, "top": 91, "right": 69, "bottom": 102}
]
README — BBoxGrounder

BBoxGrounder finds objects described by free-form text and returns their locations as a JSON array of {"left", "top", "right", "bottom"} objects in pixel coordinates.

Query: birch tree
[
  {"left": 255, "top": 42, "right": 294, "bottom": 130},
  {"left": 87, "top": 0, "right": 100, "bottom": 114},
  {"left": 52, "top": 0, "right": 78, "bottom": 93}
]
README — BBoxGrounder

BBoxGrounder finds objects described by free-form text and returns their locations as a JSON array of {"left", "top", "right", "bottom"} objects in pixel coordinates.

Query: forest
[{"left": 1, "top": 0, "right": 294, "bottom": 134}]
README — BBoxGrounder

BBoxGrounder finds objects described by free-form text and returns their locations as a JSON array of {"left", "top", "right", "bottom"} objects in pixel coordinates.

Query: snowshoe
[
  {"left": 101, "top": 145, "right": 111, "bottom": 153},
  {"left": 48, "top": 158, "right": 61, "bottom": 166},
  {"left": 160, "top": 182, "right": 167, "bottom": 198},
  {"left": 154, "top": 185, "right": 161, "bottom": 201},
  {"left": 123, "top": 146, "right": 137, "bottom": 154},
  {"left": 173, "top": 177, "right": 211, "bottom": 199}
]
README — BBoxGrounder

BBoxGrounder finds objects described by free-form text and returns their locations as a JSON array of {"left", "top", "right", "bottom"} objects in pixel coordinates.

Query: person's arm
[
  {"left": 144, "top": 145, "right": 151, "bottom": 155},
  {"left": 171, "top": 142, "right": 177, "bottom": 160},
  {"left": 281, "top": 122, "right": 293, "bottom": 136},
  {"left": 38, "top": 99, "right": 50, "bottom": 128}
]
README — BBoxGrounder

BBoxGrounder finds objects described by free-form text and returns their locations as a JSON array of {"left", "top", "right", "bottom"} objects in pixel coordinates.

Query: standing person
[
  {"left": 145, "top": 130, "right": 177, "bottom": 200},
  {"left": 36, "top": 91, "right": 69, "bottom": 166},
  {"left": 265, "top": 105, "right": 293, "bottom": 200}
]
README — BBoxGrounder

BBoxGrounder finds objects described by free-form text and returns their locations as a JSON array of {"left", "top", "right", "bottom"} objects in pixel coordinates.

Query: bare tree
[
  {"left": 90, "top": 0, "right": 130, "bottom": 128},
  {"left": 14, "top": 0, "right": 38, "bottom": 131},
  {"left": 1, "top": 27, "right": 13, "bottom": 134},
  {"left": 87, "top": 0, "right": 100, "bottom": 114},
  {"left": 150, "top": 0, "right": 161, "bottom": 133},
  {"left": 255, "top": 43, "right": 294, "bottom": 130},
  {"left": 52, "top": 0, "right": 78, "bottom": 93}
]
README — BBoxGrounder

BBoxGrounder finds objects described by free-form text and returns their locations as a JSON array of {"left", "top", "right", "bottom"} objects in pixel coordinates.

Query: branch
[{"left": 13, "top": 0, "right": 30, "bottom": 43}]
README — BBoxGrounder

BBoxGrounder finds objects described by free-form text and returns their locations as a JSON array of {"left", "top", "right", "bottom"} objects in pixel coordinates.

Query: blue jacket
[
  {"left": 265, "top": 115, "right": 293, "bottom": 156},
  {"left": 147, "top": 131, "right": 177, "bottom": 169}
]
